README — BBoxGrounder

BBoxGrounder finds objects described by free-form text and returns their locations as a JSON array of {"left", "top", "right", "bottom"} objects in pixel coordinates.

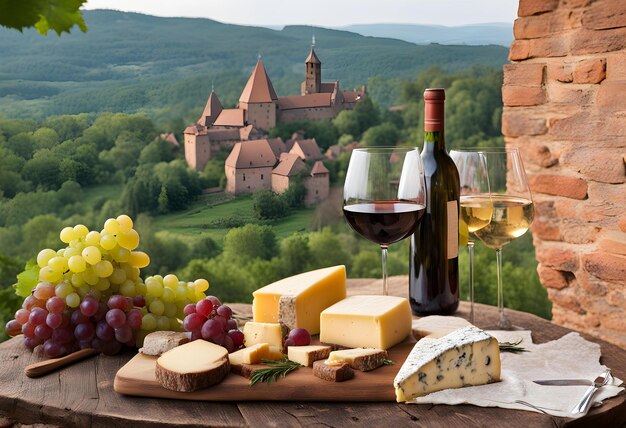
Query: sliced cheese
[
  {"left": 266, "top": 345, "right": 285, "bottom": 361},
  {"left": 228, "top": 343, "right": 270, "bottom": 365},
  {"left": 412, "top": 316, "right": 472, "bottom": 340},
  {"left": 252, "top": 265, "right": 347, "bottom": 334},
  {"left": 320, "top": 295, "right": 412, "bottom": 350},
  {"left": 243, "top": 322, "right": 284, "bottom": 349},
  {"left": 327, "top": 348, "right": 387, "bottom": 372},
  {"left": 139, "top": 331, "right": 191, "bottom": 356},
  {"left": 287, "top": 345, "right": 332, "bottom": 367},
  {"left": 155, "top": 340, "right": 229, "bottom": 392},
  {"left": 393, "top": 326, "right": 501, "bottom": 402}
]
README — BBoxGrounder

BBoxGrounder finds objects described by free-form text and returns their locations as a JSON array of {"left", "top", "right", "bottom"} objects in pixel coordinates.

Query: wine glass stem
[
  {"left": 468, "top": 240, "right": 475, "bottom": 325},
  {"left": 381, "top": 245, "right": 388, "bottom": 296},
  {"left": 495, "top": 247, "right": 511, "bottom": 329}
]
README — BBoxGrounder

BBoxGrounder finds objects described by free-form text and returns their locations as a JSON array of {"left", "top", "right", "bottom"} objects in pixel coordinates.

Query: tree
[
  {"left": 0, "top": 0, "right": 88, "bottom": 35},
  {"left": 333, "top": 110, "right": 360, "bottom": 138},
  {"left": 223, "top": 224, "right": 277, "bottom": 264},
  {"left": 307, "top": 228, "right": 351, "bottom": 270},
  {"left": 354, "top": 97, "right": 380, "bottom": 131},
  {"left": 279, "top": 234, "right": 310, "bottom": 277},
  {"left": 361, "top": 122, "right": 400, "bottom": 147},
  {"left": 253, "top": 190, "right": 288, "bottom": 220}
]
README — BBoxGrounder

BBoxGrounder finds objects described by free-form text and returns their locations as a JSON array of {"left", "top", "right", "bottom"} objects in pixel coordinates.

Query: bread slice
[
  {"left": 327, "top": 348, "right": 388, "bottom": 372},
  {"left": 155, "top": 340, "right": 230, "bottom": 392},
  {"left": 140, "top": 331, "right": 191, "bottom": 356},
  {"left": 313, "top": 360, "right": 354, "bottom": 382}
]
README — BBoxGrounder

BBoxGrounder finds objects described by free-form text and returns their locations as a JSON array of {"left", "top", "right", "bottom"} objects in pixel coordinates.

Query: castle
[{"left": 184, "top": 45, "right": 366, "bottom": 172}]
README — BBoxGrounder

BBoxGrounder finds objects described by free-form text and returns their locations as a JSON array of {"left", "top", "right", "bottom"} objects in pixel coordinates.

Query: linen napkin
[{"left": 409, "top": 330, "right": 624, "bottom": 418}]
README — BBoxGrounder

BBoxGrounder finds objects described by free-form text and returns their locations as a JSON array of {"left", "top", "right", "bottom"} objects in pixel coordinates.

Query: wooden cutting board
[{"left": 114, "top": 337, "right": 416, "bottom": 402}]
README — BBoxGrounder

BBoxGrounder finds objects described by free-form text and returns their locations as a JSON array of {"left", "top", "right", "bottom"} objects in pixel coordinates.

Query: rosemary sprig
[
  {"left": 499, "top": 338, "right": 528, "bottom": 354},
  {"left": 249, "top": 358, "right": 303, "bottom": 386},
  {"left": 382, "top": 359, "right": 394, "bottom": 365}
]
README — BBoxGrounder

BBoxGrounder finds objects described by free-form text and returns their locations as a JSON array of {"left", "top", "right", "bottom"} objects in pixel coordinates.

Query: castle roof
[
  {"left": 342, "top": 90, "right": 363, "bottom": 104},
  {"left": 278, "top": 93, "right": 332, "bottom": 110},
  {"left": 184, "top": 124, "right": 207, "bottom": 135},
  {"left": 305, "top": 47, "right": 321, "bottom": 64},
  {"left": 157, "top": 133, "right": 179, "bottom": 146},
  {"left": 198, "top": 91, "right": 223, "bottom": 126},
  {"left": 239, "top": 59, "right": 278, "bottom": 104},
  {"left": 272, "top": 153, "right": 306, "bottom": 177},
  {"left": 213, "top": 108, "right": 245, "bottom": 127},
  {"left": 267, "top": 137, "right": 287, "bottom": 158},
  {"left": 311, "top": 160, "right": 330, "bottom": 175},
  {"left": 290, "top": 139, "right": 324, "bottom": 161},
  {"left": 225, "top": 139, "right": 276, "bottom": 169}
]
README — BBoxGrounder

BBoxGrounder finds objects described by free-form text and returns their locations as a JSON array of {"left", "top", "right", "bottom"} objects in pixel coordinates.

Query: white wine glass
[
  {"left": 450, "top": 149, "right": 492, "bottom": 324},
  {"left": 343, "top": 148, "right": 426, "bottom": 296},
  {"left": 473, "top": 147, "right": 534, "bottom": 330}
]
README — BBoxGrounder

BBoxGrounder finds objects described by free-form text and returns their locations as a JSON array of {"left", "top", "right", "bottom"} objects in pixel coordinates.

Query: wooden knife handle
[{"left": 24, "top": 348, "right": 98, "bottom": 378}]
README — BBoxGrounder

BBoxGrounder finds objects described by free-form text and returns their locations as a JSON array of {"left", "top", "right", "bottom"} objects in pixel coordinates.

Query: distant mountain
[
  {"left": 0, "top": 10, "right": 508, "bottom": 120},
  {"left": 338, "top": 23, "right": 513, "bottom": 47}
]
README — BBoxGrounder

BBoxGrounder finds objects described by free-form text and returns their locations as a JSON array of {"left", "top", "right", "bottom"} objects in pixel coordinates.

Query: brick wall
[{"left": 504, "top": 0, "right": 626, "bottom": 348}]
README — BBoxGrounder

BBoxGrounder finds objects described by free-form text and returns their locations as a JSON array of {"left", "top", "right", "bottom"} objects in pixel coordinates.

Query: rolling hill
[{"left": 0, "top": 10, "right": 508, "bottom": 121}]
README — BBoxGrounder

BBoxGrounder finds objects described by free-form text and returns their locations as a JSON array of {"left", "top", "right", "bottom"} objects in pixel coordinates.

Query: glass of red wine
[{"left": 343, "top": 147, "right": 426, "bottom": 295}]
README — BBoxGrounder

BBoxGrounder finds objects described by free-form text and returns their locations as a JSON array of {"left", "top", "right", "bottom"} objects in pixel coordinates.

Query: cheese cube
[
  {"left": 252, "top": 265, "right": 346, "bottom": 334},
  {"left": 228, "top": 343, "right": 269, "bottom": 365},
  {"left": 243, "top": 322, "right": 284, "bottom": 349},
  {"left": 320, "top": 295, "right": 412, "bottom": 350},
  {"left": 393, "top": 326, "right": 501, "bottom": 402},
  {"left": 287, "top": 345, "right": 331, "bottom": 367}
]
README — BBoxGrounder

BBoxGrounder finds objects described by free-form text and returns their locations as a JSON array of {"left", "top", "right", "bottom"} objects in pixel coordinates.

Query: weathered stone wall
[{"left": 504, "top": 0, "right": 626, "bottom": 348}]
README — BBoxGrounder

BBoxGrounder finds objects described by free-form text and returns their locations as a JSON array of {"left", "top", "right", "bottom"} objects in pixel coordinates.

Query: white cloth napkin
[{"left": 409, "top": 330, "right": 624, "bottom": 418}]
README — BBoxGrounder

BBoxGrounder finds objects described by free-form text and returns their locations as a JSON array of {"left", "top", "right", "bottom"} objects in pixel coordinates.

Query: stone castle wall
[{"left": 504, "top": 0, "right": 626, "bottom": 348}]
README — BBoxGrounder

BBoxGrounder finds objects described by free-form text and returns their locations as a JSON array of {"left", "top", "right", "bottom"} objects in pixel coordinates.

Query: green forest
[{"left": 0, "top": 61, "right": 551, "bottom": 341}]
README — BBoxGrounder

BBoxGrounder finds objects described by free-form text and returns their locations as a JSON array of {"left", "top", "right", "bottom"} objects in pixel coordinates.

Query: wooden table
[{"left": 0, "top": 277, "right": 624, "bottom": 428}]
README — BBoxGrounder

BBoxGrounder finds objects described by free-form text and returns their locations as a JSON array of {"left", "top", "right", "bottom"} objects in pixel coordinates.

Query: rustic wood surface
[{"left": 0, "top": 276, "right": 625, "bottom": 428}]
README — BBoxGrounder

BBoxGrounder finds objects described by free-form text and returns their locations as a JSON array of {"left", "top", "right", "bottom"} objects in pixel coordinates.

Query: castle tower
[
  {"left": 302, "top": 44, "right": 321, "bottom": 95},
  {"left": 239, "top": 58, "right": 278, "bottom": 131},
  {"left": 197, "top": 89, "right": 223, "bottom": 127}
]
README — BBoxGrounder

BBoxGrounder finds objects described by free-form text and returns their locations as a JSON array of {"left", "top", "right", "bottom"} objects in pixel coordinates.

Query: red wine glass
[{"left": 343, "top": 147, "right": 426, "bottom": 295}]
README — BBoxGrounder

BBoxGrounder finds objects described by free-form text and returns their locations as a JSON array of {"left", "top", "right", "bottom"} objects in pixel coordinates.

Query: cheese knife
[{"left": 533, "top": 379, "right": 593, "bottom": 386}]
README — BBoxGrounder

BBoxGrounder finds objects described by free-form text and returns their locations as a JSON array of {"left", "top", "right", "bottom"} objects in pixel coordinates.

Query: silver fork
[
  {"left": 515, "top": 400, "right": 551, "bottom": 415},
  {"left": 572, "top": 369, "right": 613, "bottom": 414}
]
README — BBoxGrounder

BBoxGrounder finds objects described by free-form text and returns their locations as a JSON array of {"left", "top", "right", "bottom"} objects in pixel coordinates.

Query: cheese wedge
[
  {"left": 252, "top": 265, "right": 346, "bottom": 334},
  {"left": 288, "top": 345, "right": 332, "bottom": 367},
  {"left": 393, "top": 326, "right": 501, "bottom": 402},
  {"left": 327, "top": 348, "right": 387, "bottom": 372},
  {"left": 139, "top": 331, "right": 191, "bottom": 356},
  {"left": 412, "top": 316, "right": 472, "bottom": 340},
  {"left": 155, "top": 340, "right": 230, "bottom": 392},
  {"left": 320, "top": 295, "right": 412, "bottom": 349},
  {"left": 243, "top": 322, "right": 284, "bottom": 349},
  {"left": 266, "top": 345, "right": 285, "bottom": 360}
]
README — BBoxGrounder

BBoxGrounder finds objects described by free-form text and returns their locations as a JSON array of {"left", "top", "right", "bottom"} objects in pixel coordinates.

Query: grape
[
  {"left": 39, "top": 266, "right": 62, "bottom": 283},
  {"left": 68, "top": 255, "right": 87, "bottom": 273},
  {"left": 223, "top": 335, "right": 235, "bottom": 353},
  {"left": 226, "top": 319, "right": 238, "bottom": 331},
  {"left": 283, "top": 338, "right": 296, "bottom": 351},
  {"left": 15, "top": 308, "right": 30, "bottom": 325},
  {"left": 117, "top": 229, "right": 139, "bottom": 250},
  {"left": 212, "top": 332, "right": 226, "bottom": 346},
  {"left": 145, "top": 278, "right": 163, "bottom": 297},
  {"left": 24, "top": 336, "right": 42, "bottom": 351},
  {"left": 73, "top": 224, "right": 89, "bottom": 238},
  {"left": 287, "top": 328, "right": 311, "bottom": 346},
  {"left": 82, "top": 246, "right": 102, "bottom": 265},
  {"left": 34, "top": 282, "right": 56, "bottom": 301},
  {"left": 48, "top": 257, "right": 69, "bottom": 273},
  {"left": 156, "top": 316, "right": 169, "bottom": 331},
  {"left": 206, "top": 296, "right": 222, "bottom": 307},
  {"left": 71, "top": 273, "right": 85, "bottom": 287},
  {"left": 163, "top": 274, "right": 178, "bottom": 289},
  {"left": 45, "top": 296, "right": 65, "bottom": 314},
  {"left": 109, "top": 268, "right": 126, "bottom": 285},
  {"left": 94, "top": 260, "right": 114, "bottom": 278},
  {"left": 71, "top": 309, "right": 89, "bottom": 325},
  {"left": 5, "top": 319, "right": 21, "bottom": 337},
  {"left": 200, "top": 319, "right": 222, "bottom": 340},
  {"left": 96, "top": 320, "right": 115, "bottom": 341},
  {"left": 216, "top": 305, "right": 232, "bottom": 319},
  {"left": 37, "top": 249, "right": 57, "bottom": 268},
  {"left": 196, "top": 299, "right": 214, "bottom": 318},
  {"left": 66, "top": 292, "right": 81, "bottom": 308},
  {"left": 183, "top": 313, "right": 205, "bottom": 332},
  {"left": 93, "top": 302, "right": 108, "bottom": 322},
  {"left": 149, "top": 299, "right": 165, "bottom": 316},
  {"left": 95, "top": 278, "right": 110, "bottom": 291},
  {"left": 119, "top": 280, "right": 136, "bottom": 297},
  {"left": 141, "top": 314, "right": 157, "bottom": 330},
  {"left": 23, "top": 295, "right": 39, "bottom": 311},
  {"left": 190, "top": 331, "right": 202, "bottom": 341},
  {"left": 106, "top": 308, "right": 126, "bottom": 328},
  {"left": 213, "top": 315, "right": 228, "bottom": 331},
  {"left": 60, "top": 226, "right": 77, "bottom": 243},
  {"left": 194, "top": 278, "right": 209, "bottom": 292},
  {"left": 161, "top": 287, "right": 175, "bottom": 302},
  {"left": 46, "top": 313, "right": 63, "bottom": 329},
  {"left": 73, "top": 323, "right": 94, "bottom": 341},
  {"left": 110, "top": 247, "right": 130, "bottom": 263},
  {"left": 55, "top": 282, "right": 74, "bottom": 298},
  {"left": 108, "top": 295, "right": 128, "bottom": 311},
  {"left": 114, "top": 325, "right": 133, "bottom": 343},
  {"left": 133, "top": 295, "right": 146, "bottom": 308},
  {"left": 183, "top": 304, "right": 196, "bottom": 316},
  {"left": 227, "top": 329, "right": 245, "bottom": 348},
  {"left": 117, "top": 215, "right": 133, "bottom": 232},
  {"left": 29, "top": 308, "right": 48, "bottom": 326},
  {"left": 127, "top": 309, "right": 142, "bottom": 329},
  {"left": 84, "top": 230, "right": 101, "bottom": 246},
  {"left": 35, "top": 324, "right": 53, "bottom": 340},
  {"left": 80, "top": 296, "right": 99, "bottom": 317},
  {"left": 51, "top": 327, "right": 73, "bottom": 344},
  {"left": 100, "top": 234, "right": 117, "bottom": 250},
  {"left": 78, "top": 340, "right": 93, "bottom": 350},
  {"left": 101, "top": 340, "right": 122, "bottom": 356},
  {"left": 104, "top": 218, "right": 120, "bottom": 235}
]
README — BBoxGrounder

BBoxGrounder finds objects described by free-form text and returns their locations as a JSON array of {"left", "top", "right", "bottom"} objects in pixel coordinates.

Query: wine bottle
[{"left": 409, "top": 88, "right": 460, "bottom": 315}]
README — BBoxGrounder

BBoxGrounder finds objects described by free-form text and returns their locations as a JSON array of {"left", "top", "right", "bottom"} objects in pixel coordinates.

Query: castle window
[
  {"left": 243, "top": 174, "right": 246, "bottom": 181},
  {"left": 261, "top": 174, "right": 264, "bottom": 180},
  {"left": 316, "top": 190, "right": 319, "bottom": 195}
]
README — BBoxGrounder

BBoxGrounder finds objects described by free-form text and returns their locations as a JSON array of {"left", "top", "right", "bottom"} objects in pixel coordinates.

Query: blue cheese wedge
[{"left": 393, "top": 326, "right": 501, "bottom": 402}]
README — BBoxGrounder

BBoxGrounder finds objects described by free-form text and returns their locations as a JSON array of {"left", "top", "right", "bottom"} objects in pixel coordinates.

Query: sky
[{"left": 82, "top": 0, "right": 519, "bottom": 27}]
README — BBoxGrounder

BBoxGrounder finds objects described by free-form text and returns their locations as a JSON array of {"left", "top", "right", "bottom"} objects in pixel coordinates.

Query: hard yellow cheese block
[
  {"left": 320, "top": 295, "right": 412, "bottom": 350},
  {"left": 228, "top": 343, "right": 270, "bottom": 365},
  {"left": 243, "top": 322, "right": 284, "bottom": 349},
  {"left": 252, "top": 265, "right": 347, "bottom": 334}
]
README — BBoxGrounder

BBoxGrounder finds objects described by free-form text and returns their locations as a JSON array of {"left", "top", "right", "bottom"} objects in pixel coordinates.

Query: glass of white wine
[
  {"left": 473, "top": 148, "right": 534, "bottom": 330},
  {"left": 450, "top": 150, "right": 492, "bottom": 325}
]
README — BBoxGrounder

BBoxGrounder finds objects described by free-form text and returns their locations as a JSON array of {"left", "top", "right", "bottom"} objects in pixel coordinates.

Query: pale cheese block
[
  {"left": 228, "top": 343, "right": 270, "bottom": 365},
  {"left": 393, "top": 326, "right": 501, "bottom": 402},
  {"left": 412, "top": 316, "right": 472, "bottom": 340},
  {"left": 243, "top": 322, "right": 284, "bottom": 349},
  {"left": 287, "top": 345, "right": 332, "bottom": 367},
  {"left": 320, "top": 295, "right": 412, "bottom": 350},
  {"left": 266, "top": 345, "right": 285, "bottom": 360},
  {"left": 139, "top": 331, "right": 191, "bottom": 356},
  {"left": 155, "top": 340, "right": 230, "bottom": 392},
  {"left": 327, "top": 348, "right": 387, "bottom": 372},
  {"left": 252, "top": 265, "right": 347, "bottom": 334}
]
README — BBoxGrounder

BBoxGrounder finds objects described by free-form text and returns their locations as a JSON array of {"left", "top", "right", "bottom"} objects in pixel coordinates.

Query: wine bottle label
[{"left": 447, "top": 200, "right": 459, "bottom": 259}]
